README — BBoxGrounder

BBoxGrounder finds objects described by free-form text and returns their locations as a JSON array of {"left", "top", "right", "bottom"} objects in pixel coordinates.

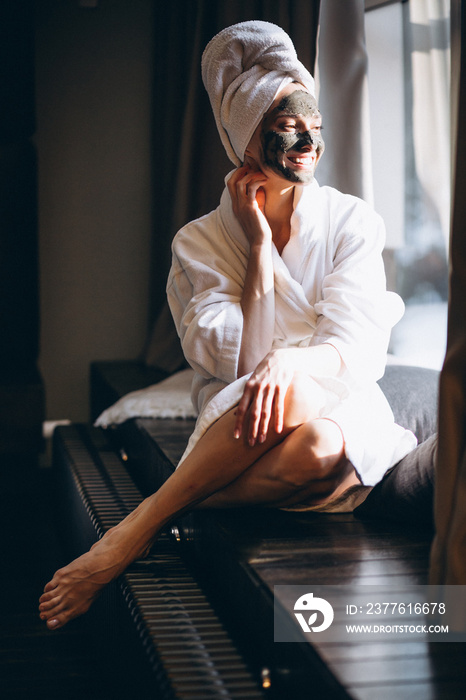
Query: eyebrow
[{"left": 270, "top": 110, "right": 322, "bottom": 121}]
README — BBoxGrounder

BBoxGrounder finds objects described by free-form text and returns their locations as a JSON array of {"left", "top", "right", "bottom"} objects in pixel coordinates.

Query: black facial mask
[{"left": 261, "top": 91, "right": 324, "bottom": 184}]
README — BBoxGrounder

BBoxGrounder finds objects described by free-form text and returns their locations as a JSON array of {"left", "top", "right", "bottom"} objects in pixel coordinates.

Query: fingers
[
  {"left": 233, "top": 377, "right": 275, "bottom": 447},
  {"left": 246, "top": 383, "right": 264, "bottom": 447},
  {"left": 233, "top": 351, "right": 296, "bottom": 445},
  {"left": 273, "top": 383, "right": 286, "bottom": 434},
  {"left": 227, "top": 166, "right": 270, "bottom": 246},
  {"left": 233, "top": 381, "right": 253, "bottom": 440},
  {"left": 256, "top": 384, "right": 274, "bottom": 444},
  {"left": 227, "top": 166, "right": 267, "bottom": 208}
]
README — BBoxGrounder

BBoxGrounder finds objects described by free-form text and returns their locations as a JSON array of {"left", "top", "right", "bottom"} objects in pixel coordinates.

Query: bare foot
[
  {"left": 39, "top": 543, "right": 121, "bottom": 629},
  {"left": 39, "top": 501, "right": 157, "bottom": 630}
]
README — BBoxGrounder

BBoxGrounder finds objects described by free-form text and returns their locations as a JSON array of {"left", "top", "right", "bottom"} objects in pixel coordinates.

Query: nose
[{"left": 296, "top": 131, "right": 316, "bottom": 150}]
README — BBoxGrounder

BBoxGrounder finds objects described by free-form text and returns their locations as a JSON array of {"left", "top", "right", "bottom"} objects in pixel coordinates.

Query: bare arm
[
  {"left": 228, "top": 165, "right": 343, "bottom": 446},
  {"left": 228, "top": 165, "right": 275, "bottom": 377}
]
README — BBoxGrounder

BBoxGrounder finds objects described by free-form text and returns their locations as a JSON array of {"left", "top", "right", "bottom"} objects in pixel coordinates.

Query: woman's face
[{"left": 246, "top": 85, "right": 324, "bottom": 185}]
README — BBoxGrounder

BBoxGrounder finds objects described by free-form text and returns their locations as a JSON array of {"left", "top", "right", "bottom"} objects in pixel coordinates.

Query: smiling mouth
[{"left": 286, "top": 154, "right": 315, "bottom": 167}]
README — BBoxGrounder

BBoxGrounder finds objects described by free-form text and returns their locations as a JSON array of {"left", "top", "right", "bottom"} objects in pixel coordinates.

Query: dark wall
[
  {"left": 0, "top": 1, "right": 44, "bottom": 453},
  {"left": 0, "top": 2, "right": 38, "bottom": 370},
  {"left": 36, "top": 0, "right": 154, "bottom": 422}
]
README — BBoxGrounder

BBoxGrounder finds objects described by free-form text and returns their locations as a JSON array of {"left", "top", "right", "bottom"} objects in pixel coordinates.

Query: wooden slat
[{"left": 349, "top": 680, "right": 466, "bottom": 700}]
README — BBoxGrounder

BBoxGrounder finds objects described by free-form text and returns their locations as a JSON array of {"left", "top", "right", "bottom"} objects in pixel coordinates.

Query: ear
[
  {"left": 243, "top": 152, "right": 261, "bottom": 171},
  {"left": 243, "top": 145, "right": 253, "bottom": 160}
]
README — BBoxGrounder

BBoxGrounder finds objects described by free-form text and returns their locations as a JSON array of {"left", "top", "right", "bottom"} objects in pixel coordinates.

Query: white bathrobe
[{"left": 167, "top": 177, "right": 417, "bottom": 485}]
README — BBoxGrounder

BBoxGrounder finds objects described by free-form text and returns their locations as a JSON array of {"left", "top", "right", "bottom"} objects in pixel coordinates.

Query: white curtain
[
  {"left": 408, "top": 0, "right": 451, "bottom": 247},
  {"left": 315, "top": 0, "right": 374, "bottom": 204},
  {"left": 365, "top": 2, "right": 405, "bottom": 249}
]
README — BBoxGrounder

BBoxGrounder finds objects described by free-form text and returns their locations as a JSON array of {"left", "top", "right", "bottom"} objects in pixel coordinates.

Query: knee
[
  {"left": 282, "top": 373, "right": 327, "bottom": 429},
  {"left": 274, "top": 419, "right": 345, "bottom": 489}
]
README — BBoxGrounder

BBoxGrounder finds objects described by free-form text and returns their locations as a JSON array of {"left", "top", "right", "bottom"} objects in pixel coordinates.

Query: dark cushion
[
  {"left": 355, "top": 434, "right": 437, "bottom": 529},
  {"left": 377, "top": 364, "right": 439, "bottom": 444},
  {"left": 357, "top": 364, "right": 440, "bottom": 528}
]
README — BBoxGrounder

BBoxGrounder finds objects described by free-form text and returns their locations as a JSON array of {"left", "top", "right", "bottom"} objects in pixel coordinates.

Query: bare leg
[
  {"left": 198, "top": 418, "right": 360, "bottom": 509},
  {"left": 39, "top": 373, "right": 325, "bottom": 630},
  {"left": 39, "top": 417, "right": 356, "bottom": 628}
]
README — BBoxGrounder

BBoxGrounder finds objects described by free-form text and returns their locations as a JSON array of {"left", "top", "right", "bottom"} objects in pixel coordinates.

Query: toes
[
  {"left": 39, "top": 586, "right": 63, "bottom": 607},
  {"left": 46, "top": 616, "right": 65, "bottom": 631},
  {"left": 43, "top": 579, "right": 58, "bottom": 594},
  {"left": 39, "top": 588, "right": 58, "bottom": 603},
  {"left": 44, "top": 597, "right": 93, "bottom": 630},
  {"left": 40, "top": 597, "right": 72, "bottom": 627},
  {"left": 39, "top": 584, "right": 98, "bottom": 628},
  {"left": 39, "top": 595, "right": 61, "bottom": 612},
  {"left": 39, "top": 598, "right": 65, "bottom": 621}
]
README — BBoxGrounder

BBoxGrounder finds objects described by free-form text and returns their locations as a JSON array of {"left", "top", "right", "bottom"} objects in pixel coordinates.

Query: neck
[{"left": 262, "top": 180, "right": 295, "bottom": 254}]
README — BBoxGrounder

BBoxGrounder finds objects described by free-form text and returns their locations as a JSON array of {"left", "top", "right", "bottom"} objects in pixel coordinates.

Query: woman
[{"left": 39, "top": 21, "right": 416, "bottom": 630}]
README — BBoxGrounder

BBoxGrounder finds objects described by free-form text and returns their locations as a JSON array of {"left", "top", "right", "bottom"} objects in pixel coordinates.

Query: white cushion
[{"left": 94, "top": 369, "right": 196, "bottom": 427}]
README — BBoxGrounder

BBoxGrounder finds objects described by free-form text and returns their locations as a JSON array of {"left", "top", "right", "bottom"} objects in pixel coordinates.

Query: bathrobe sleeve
[
  {"left": 310, "top": 195, "right": 404, "bottom": 387},
  {"left": 167, "top": 211, "right": 247, "bottom": 385}
]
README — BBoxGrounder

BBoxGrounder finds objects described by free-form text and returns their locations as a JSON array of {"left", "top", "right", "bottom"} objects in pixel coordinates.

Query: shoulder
[
  {"left": 173, "top": 209, "right": 219, "bottom": 244},
  {"left": 315, "top": 184, "right": 385, "bottom": 251},
  {"left": 171, "top": 209, "right": 221, "bottom": 260},
  {"left": 318, "top": 184, "right": 383, "bottom": 225}
]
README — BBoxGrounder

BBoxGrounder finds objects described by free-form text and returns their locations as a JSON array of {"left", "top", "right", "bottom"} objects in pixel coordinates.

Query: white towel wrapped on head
[{"left": 202, "top": 20, "right": 315, "bottom": 166}]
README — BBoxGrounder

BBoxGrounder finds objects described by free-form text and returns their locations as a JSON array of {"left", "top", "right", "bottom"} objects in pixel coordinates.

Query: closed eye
[
  {"left": 275, "top": 119, "right": 323, "bottom": 134},
  {"left": 276, "top": 120, "right": 298, "bottom": 132}
]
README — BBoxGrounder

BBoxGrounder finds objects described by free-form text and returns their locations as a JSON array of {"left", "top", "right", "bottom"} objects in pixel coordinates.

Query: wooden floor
[{"left": 0, "top": 454, "right": 157, "bottom": 700}]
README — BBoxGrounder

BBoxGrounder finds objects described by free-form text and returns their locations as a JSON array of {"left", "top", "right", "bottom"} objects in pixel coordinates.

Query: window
[{"left": 365, "top": 0, "right": 449, "bottom": 369}]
